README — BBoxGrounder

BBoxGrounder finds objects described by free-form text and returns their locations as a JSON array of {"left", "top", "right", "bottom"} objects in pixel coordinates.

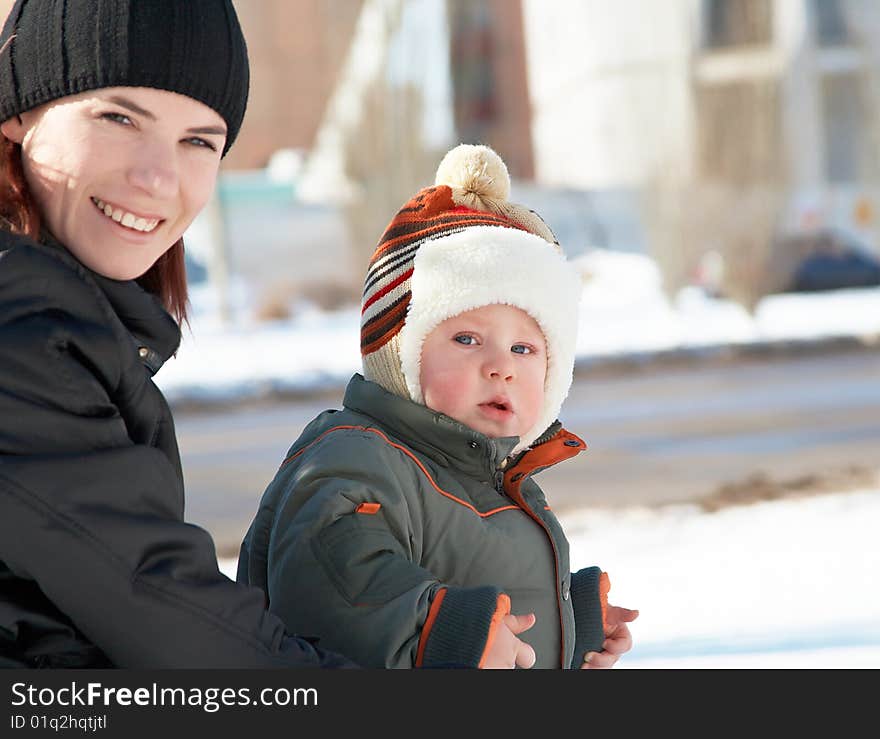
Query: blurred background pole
[{"left": 203, "top": 188, "right": 233, "bottom": 325}]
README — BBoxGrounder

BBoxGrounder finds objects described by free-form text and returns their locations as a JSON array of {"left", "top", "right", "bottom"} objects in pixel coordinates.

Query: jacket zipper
[{"left": 498, "top": 463, "right": 567, "bottom": 668}]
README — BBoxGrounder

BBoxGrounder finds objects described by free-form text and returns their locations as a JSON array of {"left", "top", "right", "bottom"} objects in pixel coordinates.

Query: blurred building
[
  {"left": 224, "top": 0, "right": 365, "bottom": 170},
  {"left": 522, "top": 0, "right": 880, "bottom": 303},
  {"left": 523, "top": 0, "right": 880, "bottom": 213},
  {"left": 236, "top": 0, "right": 534, "bottom": 181}
]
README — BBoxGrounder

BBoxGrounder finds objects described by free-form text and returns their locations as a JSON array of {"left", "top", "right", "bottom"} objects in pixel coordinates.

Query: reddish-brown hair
[{"left": 0, "top": 137, "right": 189, "bottom": 324}]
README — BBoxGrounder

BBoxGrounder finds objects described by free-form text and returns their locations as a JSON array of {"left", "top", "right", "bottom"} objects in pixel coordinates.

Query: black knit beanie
[{"left": 0, "top": 0, "right": 249, "bottom": 157}]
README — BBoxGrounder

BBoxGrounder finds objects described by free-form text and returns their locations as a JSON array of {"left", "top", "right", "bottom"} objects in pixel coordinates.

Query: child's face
[
  {"left": 419, "top": 303, "right": 547, "bottom": 441},
  {"left": 1, "top": 86, "right": 226, "bottom": 280}
]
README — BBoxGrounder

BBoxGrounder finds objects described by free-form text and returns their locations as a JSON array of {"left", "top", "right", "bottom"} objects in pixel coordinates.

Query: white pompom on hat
[{"left": 360, "top": 143, "right": 582, "bottom": 452}]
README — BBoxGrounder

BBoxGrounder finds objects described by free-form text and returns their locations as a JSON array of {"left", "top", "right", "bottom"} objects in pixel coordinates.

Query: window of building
[
  {"left": 811, "top": 0, "right": 850, "bottom": 46},
  {"left": 822, "top": 73, "right": 867, "bottom": 182},
  {"left": 703, "top": 0, "right": 773, "bottom": 48},
  {"left": 696, "top": 79, "right": 782, "bottom": 184},
  {"left": 447, "top": 0, "right": 498, "bottom": 143}
]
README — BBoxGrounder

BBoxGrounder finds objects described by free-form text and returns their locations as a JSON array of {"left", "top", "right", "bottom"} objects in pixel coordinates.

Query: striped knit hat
[{"left": 361, "top": 143, "right": 583, "bottom": 451}]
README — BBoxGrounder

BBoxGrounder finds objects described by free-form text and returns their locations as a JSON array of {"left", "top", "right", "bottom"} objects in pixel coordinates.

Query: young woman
[{"left": 0, "top": 0, "right": 355, "bottom": 668}]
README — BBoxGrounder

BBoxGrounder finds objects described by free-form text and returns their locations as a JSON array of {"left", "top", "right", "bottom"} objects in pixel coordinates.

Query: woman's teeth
[{"left": 92, "top": 198, "right": 160, "bottom": 233}]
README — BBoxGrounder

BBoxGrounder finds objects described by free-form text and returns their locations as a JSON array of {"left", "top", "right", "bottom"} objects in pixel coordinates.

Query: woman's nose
[{"left": 127, "top": 142, "right": 179, "bottom": 198}]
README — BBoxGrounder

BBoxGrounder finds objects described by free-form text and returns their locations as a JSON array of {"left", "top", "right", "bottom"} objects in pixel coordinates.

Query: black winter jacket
[{"left": 0, "top": 232, "right": 355, "bottom": 668}]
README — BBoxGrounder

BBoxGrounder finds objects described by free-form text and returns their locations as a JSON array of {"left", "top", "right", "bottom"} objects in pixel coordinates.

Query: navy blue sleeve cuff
[
  {"left": 569, "top": 566, "right": 605, "bottom": 669},
  {"left": 420, "top": 585, "right": 504, "bottom": 668}
]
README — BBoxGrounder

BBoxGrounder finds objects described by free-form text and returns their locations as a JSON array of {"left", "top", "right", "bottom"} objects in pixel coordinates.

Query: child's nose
[{"left": 484, "top": 350, "right": 514, "bottom": 381}]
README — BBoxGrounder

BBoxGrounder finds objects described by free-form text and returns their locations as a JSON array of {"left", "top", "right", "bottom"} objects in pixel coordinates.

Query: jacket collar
[
  {"left": 93, "top": 274, "right": 180, "bottom": 374},
  {"left": 40, "top": 232, "right": 180, "bottom": 375},
  {"left": 343, "top": 373, "right": 583, "bottom": 480}
]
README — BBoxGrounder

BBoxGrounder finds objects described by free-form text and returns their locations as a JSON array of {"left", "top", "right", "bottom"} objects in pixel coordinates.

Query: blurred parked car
[{"left": 769, "top": 229, "right": 880, "bottom": 294}]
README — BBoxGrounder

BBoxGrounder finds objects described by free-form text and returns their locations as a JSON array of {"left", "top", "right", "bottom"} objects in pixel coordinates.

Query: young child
[{"left": 238, "top": 144, "right": 638, "bottom": 668}]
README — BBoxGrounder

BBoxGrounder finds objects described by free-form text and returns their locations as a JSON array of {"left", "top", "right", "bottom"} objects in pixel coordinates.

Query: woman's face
[{"left": 0, "top": 86, "right": 226, "bottom": 280}]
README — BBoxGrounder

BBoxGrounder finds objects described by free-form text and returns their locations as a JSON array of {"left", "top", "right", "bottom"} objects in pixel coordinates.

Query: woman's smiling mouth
[{"left": 91, "top": 197, "right": 161, "bottom": 233}]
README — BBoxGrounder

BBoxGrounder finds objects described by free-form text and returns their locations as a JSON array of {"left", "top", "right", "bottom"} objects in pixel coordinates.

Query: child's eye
[
  {"left": 512, "top": 343, "right": 534, "bottom": 355},
  {"left": 453, "top": 334, "right": 477, "bottom": 346},
  {"left": 100, "top": 111, "right": 133, "bottom": 126}
]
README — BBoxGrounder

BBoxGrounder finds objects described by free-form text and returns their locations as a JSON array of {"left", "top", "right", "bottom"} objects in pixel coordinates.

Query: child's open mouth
[{"left": 479, "top": 399, "right": 513, "bottom": 419}]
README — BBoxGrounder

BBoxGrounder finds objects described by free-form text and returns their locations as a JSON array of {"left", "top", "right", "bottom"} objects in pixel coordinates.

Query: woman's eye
[
  {"left": 511, "top": 344, "right": 533, "bottom": 355},
  {"left": 184, "top": 137, "right": 218, "bottom": 152},
  {"left": 454, "top": 334, "right": 476, "bottom": 346},
  {"left": 101, "top": 112, "right": 132, "bottom": 126}
]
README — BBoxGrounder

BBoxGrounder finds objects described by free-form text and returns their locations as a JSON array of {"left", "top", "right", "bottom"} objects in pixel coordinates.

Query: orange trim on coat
[
  {"left": 355, "top": 502, "right": 382, "bottom": 514},
  {"left": 503, "top": 428, "right": 586, "bottom": 498},
  {"left": 281, "top": 425, "right": 520, "bottom": 518},
  {"left": 599, "top": 571, "right": 611, "bottom": 631},
  {"left": 477, "top": 593, "right": 512, "bottom": 669},
  {"left": 415, "top": 588, "right": 447, "bottom": 667}
]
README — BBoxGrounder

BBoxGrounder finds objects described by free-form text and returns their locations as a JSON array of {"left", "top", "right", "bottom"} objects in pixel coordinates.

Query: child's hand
[
  {"left": 580, "top": 603, "right": 639, "bottom": 669},
  {"left": 480, "top": 612, "right": 537, "bottom": 669}
]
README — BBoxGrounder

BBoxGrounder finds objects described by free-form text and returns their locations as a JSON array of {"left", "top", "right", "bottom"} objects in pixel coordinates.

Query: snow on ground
[
  {"left": 561, "top": 486, "right": 880, "bottom": 668},
  {"left": 175, "top": 248, "right": 879, "bottom": 668}
]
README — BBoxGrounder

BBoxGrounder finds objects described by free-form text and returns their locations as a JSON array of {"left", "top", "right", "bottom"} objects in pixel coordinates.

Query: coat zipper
[{"left": 497, "top": 463, "right": 567, "bottom": 668}]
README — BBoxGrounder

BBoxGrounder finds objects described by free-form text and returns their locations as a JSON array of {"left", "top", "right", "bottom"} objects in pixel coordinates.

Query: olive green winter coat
[{"left": 238, "top": 374, "right": 607, "bottom": 668}]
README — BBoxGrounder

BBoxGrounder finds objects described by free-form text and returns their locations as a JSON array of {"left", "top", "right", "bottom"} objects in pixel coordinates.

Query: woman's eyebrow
[
  {"left": 106, "top": 94, "right": 226, "bottom": 136},
  {"left": 187, "top": 124, "right": 227, "bottom": 136},
  {"left": 107, "top": 94, "right": 155, "bottom": 119}
]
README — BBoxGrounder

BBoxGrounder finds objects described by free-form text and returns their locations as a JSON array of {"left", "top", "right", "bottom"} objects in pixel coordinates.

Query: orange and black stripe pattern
[{"left": 360, "top": 185, "right": 527, "bottom": 356}]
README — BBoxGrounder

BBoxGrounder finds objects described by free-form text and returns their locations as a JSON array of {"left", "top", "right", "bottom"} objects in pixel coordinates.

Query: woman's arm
[{"left": 0, "top": 449, "right": 355, "bottom": 668}]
